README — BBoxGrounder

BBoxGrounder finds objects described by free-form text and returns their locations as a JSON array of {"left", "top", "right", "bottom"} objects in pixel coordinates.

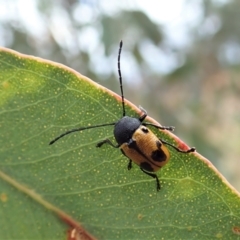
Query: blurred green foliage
[{"left": 1, "top": 0, "right": 239, "bottom": 191}]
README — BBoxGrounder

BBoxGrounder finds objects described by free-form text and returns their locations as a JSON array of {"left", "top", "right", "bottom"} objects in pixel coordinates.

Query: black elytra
[{"left": 49, "top": 41, "right": 196, "bottom": 191}]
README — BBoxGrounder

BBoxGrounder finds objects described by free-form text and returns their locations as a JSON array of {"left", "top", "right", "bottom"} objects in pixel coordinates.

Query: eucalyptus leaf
[{"left": 0, "top": 48, "right": 240, "bottom": 239}]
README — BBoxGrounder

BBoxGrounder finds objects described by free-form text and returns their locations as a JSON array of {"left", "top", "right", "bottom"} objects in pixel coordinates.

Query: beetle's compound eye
[{"left": 141, "top": 127, "right": 149, "bottom": 134}]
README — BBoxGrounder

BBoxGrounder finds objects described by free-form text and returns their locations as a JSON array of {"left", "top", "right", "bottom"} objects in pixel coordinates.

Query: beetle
[{"left": 49, "top": 41, "right": 195, "bottom": 191}]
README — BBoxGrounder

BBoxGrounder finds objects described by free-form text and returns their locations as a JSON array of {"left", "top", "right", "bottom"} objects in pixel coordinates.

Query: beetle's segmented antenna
[
  {"left": 49, "top": 122, "right": 115, "bottom": 145},
  {"left": 118, "top": 40, "right": 125, "bottom": 117}
]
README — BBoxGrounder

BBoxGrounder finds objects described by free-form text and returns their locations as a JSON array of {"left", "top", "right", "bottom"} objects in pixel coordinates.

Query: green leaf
[{"left": 1, "top": 48, "right": 240, "bottom": 240}]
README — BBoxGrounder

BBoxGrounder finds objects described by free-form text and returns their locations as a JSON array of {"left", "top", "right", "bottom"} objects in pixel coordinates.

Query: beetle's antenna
[
  {"left": 118, "top": 40, "right": 125, "bottom": 117},
  {"left": 49, "top": 122, "right": 116, "bottom": 145}
]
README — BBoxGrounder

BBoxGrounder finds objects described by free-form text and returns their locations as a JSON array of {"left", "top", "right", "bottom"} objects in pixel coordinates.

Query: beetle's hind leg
[
  {"left": 140, "top": 168, "right": 161, "bottom": 191},
  {"left": 96, "top": 139, "right": 119, "bottom": 148},
  {"left": 161, "top": 139, "right": 195, "bottom": 153}
]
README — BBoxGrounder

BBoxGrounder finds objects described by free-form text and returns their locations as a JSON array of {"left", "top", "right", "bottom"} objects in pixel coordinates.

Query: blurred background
[{"left": 1, "top": 0, "right": 239, "bottom": 191}]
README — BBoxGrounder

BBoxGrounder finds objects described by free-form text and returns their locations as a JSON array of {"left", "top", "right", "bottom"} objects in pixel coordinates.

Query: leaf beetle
[{"left": 49, "top": 41, "right": 195, "bottom": 191}]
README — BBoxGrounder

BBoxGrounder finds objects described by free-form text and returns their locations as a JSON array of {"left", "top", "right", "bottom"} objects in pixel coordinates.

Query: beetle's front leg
[{"left": 96, "top": 139, "right": 119, "bottom": 148}]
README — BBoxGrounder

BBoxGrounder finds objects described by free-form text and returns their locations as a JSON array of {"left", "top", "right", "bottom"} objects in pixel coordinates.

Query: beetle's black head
[{"left": 114, "top": 116, "right": 141, "bottom": 145}]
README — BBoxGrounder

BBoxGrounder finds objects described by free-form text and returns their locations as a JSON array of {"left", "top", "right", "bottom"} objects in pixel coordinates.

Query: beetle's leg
[
  {"left": 138, "top": 106, "right": 147, "bottom": 122},
  {"left": 120, "top": 149, "right": 132, "bottom": 170},
  {"left": 143, "top": 122, "right": 174, "bottom": 131},
  {"left": 127, "top": 159, "right": 132, "bottom": 170},
  {"left": 161, "top": 139, "right": 196, "bottom": 153},
  {"left": 96, "top": 139, "right": 119, "bottom": 148},
  {"left": 140, "top": 168, "right": 161, "bottom": 191}
]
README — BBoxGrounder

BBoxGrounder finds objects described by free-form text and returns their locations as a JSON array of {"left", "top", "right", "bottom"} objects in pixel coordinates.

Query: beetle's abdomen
[{"left": 120, "top": 126, "right": 170, "bottom": 172}]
